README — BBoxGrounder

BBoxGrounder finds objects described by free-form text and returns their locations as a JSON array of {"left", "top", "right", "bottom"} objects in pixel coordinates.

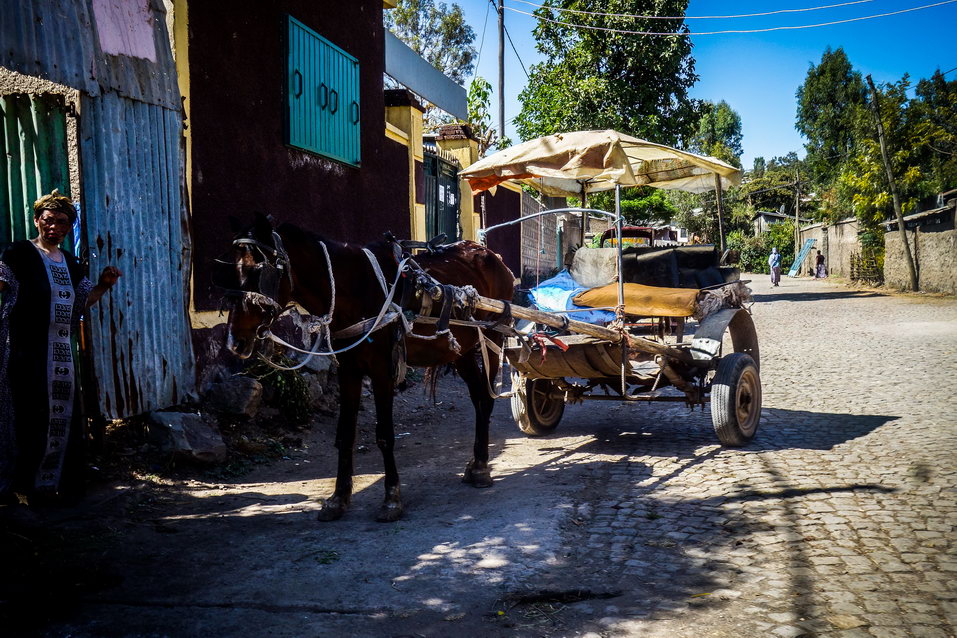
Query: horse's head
[{"left": 221, "top": 214, "right": 293, "bottom": 359}]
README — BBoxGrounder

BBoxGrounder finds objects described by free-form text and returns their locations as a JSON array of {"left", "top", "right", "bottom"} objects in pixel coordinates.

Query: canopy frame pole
[{"left": 478, "top": 207, "right": 617, "bottom": 243}]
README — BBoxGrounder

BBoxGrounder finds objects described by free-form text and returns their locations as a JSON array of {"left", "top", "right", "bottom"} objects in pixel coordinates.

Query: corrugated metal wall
[
  {"left": 1, "top": 0, "right": 180, "bottom": 109},
  {"left": 79, "top": 91, "right": 193, "bottom": 419},
  {"left": 80, "top": 93, "right": 195, "bottom": 418},
  {"left": 2, "top": 0, "right": 196, "bottom": 418},
  {"left": 0, "top": 93, "right": 71, "bottom": 246}
]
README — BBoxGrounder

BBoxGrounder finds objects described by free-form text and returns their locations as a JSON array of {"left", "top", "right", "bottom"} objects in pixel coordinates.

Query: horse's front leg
[
  {"left": 317, "top": 367, "right": 362, "bottom": 521},
  {"left": 455, "top": 348, "right": 495, "bottom": 488},
  {"left": 370, "top": 364, "right": 403, "bottom": 522}
]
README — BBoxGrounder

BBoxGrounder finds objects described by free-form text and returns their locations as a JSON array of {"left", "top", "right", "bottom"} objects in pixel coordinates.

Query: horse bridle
[{"left": 227, "top": 231, "right": 293, "bottom": 339}]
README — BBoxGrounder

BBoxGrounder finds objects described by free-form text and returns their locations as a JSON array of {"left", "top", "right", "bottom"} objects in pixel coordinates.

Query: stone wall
[{"left": 885, "top": 208, "right": 957, "bottom": 294}]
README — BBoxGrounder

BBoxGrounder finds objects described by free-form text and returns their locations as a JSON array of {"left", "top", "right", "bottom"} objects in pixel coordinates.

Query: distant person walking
[
  {"left": 768, "top": 247, "right": 782, "bottom": 287},
  {"left": 815, "top": 250, "right": 827, "bottom": 279}
]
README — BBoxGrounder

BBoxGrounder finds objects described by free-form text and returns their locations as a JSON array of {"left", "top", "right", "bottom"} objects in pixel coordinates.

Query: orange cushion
[{"left": 573, "top": 282, "right": 698, "bottom": 318}]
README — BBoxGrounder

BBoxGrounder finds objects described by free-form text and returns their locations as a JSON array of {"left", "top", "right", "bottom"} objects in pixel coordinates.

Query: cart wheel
[
  {"left": 711, "top": 353, "right": 762, "bottom": 446},
  {"left": 511, "top": 373, "right": 564, "bottom": 436}
]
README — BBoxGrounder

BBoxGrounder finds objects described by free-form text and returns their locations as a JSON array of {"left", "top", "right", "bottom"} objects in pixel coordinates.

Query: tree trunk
[{"left": 866, "top": 75, "right": 918, "bottom": 291}]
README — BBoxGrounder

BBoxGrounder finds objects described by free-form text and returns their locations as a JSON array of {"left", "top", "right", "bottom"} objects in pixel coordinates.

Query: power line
[
  {"left": 503, "top": 22, "right": 531, "bottom": 80},
  {"left": 509, "top": 0, "right": 877, "bottom": 20},
  {"left": 941, "top": 65, "right": 957, "bottom": 75},
  {"left": 473, "top": 0, "right": 493, "bottom": 74},
  {"left": 504, "top": 0, "right": 957, "bottom": 37}
]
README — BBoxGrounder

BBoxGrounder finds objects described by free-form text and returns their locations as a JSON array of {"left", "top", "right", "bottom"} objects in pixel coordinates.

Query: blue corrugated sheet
[
  {"left": 0, "top": 0, "right": 179, "bottom": 109},
  {"left": 79, "top": 91, "right": 194, "bottom": 418}
]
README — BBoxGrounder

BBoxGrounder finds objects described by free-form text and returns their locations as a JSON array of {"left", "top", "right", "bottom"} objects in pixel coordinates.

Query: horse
[{"left": 223, "top": 214, "right": 515, "bottom": 521}]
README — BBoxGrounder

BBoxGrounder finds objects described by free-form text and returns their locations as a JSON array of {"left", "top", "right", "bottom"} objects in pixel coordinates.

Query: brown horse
[{"left": 224, "top": 215, "right": 514, "bottom": 521}]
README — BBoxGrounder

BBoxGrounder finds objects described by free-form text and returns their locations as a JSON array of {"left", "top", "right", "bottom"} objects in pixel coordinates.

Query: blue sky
[{"left": 453, "top": 0, "right": 957, "bottom": 169}]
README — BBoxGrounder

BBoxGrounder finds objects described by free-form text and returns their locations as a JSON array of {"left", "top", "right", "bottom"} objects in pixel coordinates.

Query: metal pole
[
  {"left": 713, "top": 174, "right": 726, "bottom": 252},
  {"left": 497, "top": 0, "right": 505, "bottom": 146},
  {"left": 615, "top": 185, "right": 624, "bottom": 316}
]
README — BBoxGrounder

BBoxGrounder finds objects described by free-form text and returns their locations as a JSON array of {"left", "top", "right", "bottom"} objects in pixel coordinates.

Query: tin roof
[{"left": 1, "top": 0, "right": 179, "bottom": 108}]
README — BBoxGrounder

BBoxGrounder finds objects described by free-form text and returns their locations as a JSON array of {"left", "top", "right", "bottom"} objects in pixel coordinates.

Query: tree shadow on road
[{"left": 751, "top": 289, "right": 886, "bottom": 303}]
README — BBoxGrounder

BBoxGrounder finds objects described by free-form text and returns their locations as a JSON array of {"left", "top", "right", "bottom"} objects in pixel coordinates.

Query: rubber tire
[
  {"left": 710, "top": 352, "right": 762, "bottom": 447},
  {"left": 511, "top": 374, "right": 564, "bottom": 436}
]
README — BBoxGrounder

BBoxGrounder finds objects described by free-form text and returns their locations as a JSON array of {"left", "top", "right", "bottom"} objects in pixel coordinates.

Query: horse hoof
[
  {"left": 376, "top": 501, "right": 404, "bottom": 523},
  {"left": 462, "top": 466, "right": 493, "bottom": 488},
  {"left": 317, "top": 498, "right": 347, "bottom": 522}
]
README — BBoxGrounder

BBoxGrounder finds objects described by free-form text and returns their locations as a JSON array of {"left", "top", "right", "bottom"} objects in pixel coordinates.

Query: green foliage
[
  {"left": 910, "top": 70, "right": 957, "bottom": 193},
  {"left": 244, "top": 357, "right": 311, "bottom": 424},
  {"left": 725, "top": 220, "right": 794, "bottom": 273},
  {"left": 618, "top": 187, "right": 679, "bottom": 224},
  {"left": 514, "top": 0, "right": 700, "bottom": 147},
  {"left": 836, "top": 76, "right": 934, "bottom": 227},
  {"left": 738, "top": 153, "right": 804, "bottom": 220},
  {"left": 725, "top": 230, "right": 768, "bottom": 273},
  {"left": 385, "top": 0, "right": 476, "bottom": 86},
  {"left": 795, "top": 47, "right": 866, "bottom": 188},
  {"left": 691, "top": 100, "right": 743, "bottom": 166},
  {"left": 467, "top": 76, "right": 496, "bottom": 155}
]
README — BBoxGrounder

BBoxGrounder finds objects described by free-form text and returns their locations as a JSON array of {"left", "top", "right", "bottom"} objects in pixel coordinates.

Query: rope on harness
[{"left": 261, "top": 247, "right": 414, "bottom": 372}]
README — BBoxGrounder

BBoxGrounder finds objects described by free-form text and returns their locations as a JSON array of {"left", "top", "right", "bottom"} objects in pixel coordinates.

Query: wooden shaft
[{"left": 470, "top": 294, "right": 693, "bottom": 363}]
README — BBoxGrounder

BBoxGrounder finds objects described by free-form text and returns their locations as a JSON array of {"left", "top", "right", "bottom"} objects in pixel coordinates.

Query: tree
[
  {"left": 691, "top": 100, "right": 743, "bottom": 166},
  {"left": 910, "top": 70, "right": 957, "bottom": 191},
  {"left": 467, "top": 77, "right": 498, "bottom": 155},
  {"left": 385, "top": 0, "right": 477, "bottom": 86},
  {"left": 795, "top": 47, "right": 866, "bottom": 187},
  {"left": 514, "top": 0, "right": 701, "bottom": 147},
  {"left": 619, "top": 188, "right": 678, "bottom": 224},
  {"left": 836, "top": 76, "right": 931, "bottom": 227}
]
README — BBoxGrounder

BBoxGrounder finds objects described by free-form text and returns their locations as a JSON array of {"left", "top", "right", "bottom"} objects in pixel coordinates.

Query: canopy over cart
[{"left": 456, "top": 130, "right": 761, "bottom": 446}]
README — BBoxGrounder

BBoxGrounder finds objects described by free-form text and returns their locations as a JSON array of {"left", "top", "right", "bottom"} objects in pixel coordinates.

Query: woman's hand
[
  {"left": 87, "top": 266, "right": 123, "bottom": 308},
  {"left": 97, "top": 266, "right": 122, "bottom": 288}
]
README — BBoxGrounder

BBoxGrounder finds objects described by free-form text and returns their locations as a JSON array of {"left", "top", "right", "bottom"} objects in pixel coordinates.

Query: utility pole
[
  {"left": 866, "top": 75, "right": 918, "bottom": 291},
  {"left": 498, "top": 0, "right": 505, "bottom": 146},
  {"left": 794, "top": 169, "right": 801, "bottom": 267}
]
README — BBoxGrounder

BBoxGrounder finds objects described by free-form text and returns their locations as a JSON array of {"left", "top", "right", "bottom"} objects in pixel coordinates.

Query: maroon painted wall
[
  {"left": 188, "top": 1, "right": 410, "bottom": 309},
  {"left": 476, "top": 187, "right": 522, "bottom": 275}
]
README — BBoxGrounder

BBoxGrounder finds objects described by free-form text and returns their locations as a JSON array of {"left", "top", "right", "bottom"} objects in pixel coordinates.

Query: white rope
[{"left": 261, "top": 249, "right": 414, "bottom": 370}]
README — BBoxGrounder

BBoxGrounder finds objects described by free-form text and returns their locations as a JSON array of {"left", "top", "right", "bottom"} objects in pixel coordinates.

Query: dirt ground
[{"left": 2, "top": 368, "right": 650, "bottom": 638}]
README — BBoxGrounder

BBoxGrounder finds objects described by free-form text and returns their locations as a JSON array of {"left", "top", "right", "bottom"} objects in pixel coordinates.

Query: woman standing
[
  {"left": 0, "top": 191, "right": 121, "bottom": 500},
  {"left": 815, "top": 250, "right": 827, "bottom": 278},
  {"left": 768, "top": 247, "right": 782, "bottom": 287}
]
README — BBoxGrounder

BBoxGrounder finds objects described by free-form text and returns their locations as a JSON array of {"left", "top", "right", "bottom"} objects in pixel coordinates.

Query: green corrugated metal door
[
  {"left": 0, "top": 93, "right": 72, "bottom": 251},
  {"left": 286, "top": 16, "right": 360, "bottom": 166}
]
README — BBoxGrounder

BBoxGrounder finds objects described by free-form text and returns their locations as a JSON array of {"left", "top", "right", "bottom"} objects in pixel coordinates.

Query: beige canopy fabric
[{"left": 460, "top": 129, "right": 742, "bottom": 196}]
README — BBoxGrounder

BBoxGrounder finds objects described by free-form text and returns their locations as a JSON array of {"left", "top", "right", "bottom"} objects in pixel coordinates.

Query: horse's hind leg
[
  {"left": 317, "top": 367, "right": 362, "bottom": 521},
  {"left": 370, "top": 366, "right": 403, "bottom": 522},
  {"left": 456, "top": 348, "right": 495, "bottom": 488}
]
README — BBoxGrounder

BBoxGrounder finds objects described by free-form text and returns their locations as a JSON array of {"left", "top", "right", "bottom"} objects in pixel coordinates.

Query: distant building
[{"left": 752, "top": 210, "right": 812, "bottom": 235}]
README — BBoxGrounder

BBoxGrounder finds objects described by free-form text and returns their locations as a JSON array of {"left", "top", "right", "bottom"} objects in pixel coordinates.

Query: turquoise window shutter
[{"left": 286, "top": 16, "right": 360, "bottom": 166}]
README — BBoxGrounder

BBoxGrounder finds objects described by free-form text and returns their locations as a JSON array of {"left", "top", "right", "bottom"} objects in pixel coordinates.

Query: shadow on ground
[{"left": 0, "top": 398, "right": 901, "bottom": 637}]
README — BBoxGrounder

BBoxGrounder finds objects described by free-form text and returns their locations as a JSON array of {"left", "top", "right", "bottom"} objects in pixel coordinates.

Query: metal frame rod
[{"left": 478, "top": 207, "right": 620, "bottom": 242}]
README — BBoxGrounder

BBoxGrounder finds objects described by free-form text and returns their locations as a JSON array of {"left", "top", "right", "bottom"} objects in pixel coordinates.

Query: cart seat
[{"left": 573, "top": 282, "right": 699, "bottom": 318}]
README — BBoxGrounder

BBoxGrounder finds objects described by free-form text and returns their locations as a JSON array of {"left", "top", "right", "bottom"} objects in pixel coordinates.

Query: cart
[{"left": 459, "top": 130, "right": 762, "bottom": 446}]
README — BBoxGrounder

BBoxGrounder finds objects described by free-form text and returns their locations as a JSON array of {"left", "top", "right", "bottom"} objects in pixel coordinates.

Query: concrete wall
[
  {"left": 798, "top": 224, "right": 825, "bottom": 276},
  {"left": 885, "top": 208, "right": 957, "bottom": 294},
  {"left": 826, "top": 218, "right": 860, "bottom": 278}
]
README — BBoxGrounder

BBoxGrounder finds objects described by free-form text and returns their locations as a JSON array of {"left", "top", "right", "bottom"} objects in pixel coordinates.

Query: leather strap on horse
[{"left": 476, "top": 328, "right": 510, "bottom": 399}]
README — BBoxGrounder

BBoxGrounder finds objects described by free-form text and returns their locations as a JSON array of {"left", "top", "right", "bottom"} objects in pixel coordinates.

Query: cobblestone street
[
  {"left": 20, "top": 275, "right": 957, "bottom": 638},
  {"left": 552, "top": 275, "right": 957, "bottom": 637}
]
